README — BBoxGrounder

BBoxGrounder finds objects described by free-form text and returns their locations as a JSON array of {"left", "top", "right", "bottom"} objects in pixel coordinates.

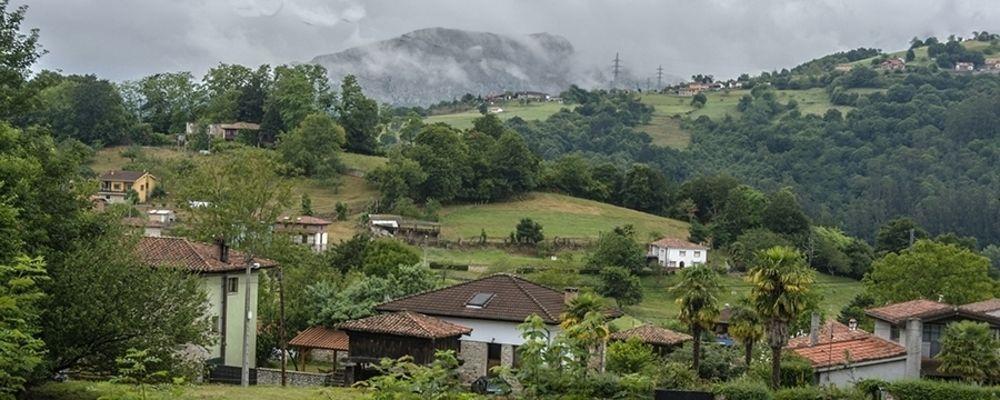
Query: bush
[
  {"left": 668, "top": 341, "right": 745, "bottom": 381},
  {"left": 714, "top": 380, "right": 773, "bottom": 400},
  {"left": 774, "top": 386, "right": 865, "bottom": 400},
  {"left": 885, "top": 380, "right": 1000, "bottom": 400},
  {"left": 607, "top": 337, "right": 657, "bottom": 375},
  {"left": 748, "top": 351, "right": 814, "bottom": 388},
  {"left": 656, "top": 361, "right": 699, "bottom": 390}
]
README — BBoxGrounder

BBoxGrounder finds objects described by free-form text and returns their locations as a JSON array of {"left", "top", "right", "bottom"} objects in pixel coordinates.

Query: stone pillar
[
  {"left": 904, "top": 318, "right": 922, "bottom": 378},
  {"left": 457, "top": 341, "right": 487, "bottom": 384}
]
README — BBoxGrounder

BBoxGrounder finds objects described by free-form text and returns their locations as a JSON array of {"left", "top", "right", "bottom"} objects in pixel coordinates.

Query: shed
[
  {"left": 288, "top": 326, "right": 349, "bottom": 371},
  {"left": 611, "top": 324, "right": 692, "bottom": 355}
]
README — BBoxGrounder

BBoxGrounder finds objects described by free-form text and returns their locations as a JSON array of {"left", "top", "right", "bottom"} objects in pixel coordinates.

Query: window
[
  {"left": 465, "top": 292, "right": 495, "bottom": 309},
  {"left": 923, "top": 323, "right": 943, "bottom": 356},
  {"left": 694, "top": 251, "right": 701, "bottom": 257},
  {"left": 227, "top": 277, "right": 239, "bottom": 294},
  {"left": 679, "top": 250, "right": 687, "bottom": 256},
  {"left": 487, "top": 343, "right": 502, "bottom": 376},
  {"left": 512, "top": 345, "right": 521, "bottom": 368},
  {"left": 890, "top": 325, "right": 900, "bottom": 341}
]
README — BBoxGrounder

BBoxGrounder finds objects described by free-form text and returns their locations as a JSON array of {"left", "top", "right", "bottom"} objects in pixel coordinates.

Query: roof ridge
[
  {"left": 509, "top": 274, "right": 557, "bottom": 322},
  {"left": 183, "top": 237, "right": 213, "bottom": 271},
  {"left": 404, "top": 311, "right": 434, "bottom": 337},
  {"left": 378, "top": 272, "right": 526, "bottom": 308}
]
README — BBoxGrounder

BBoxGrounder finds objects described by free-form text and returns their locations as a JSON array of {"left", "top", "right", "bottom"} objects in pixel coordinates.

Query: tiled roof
[
  {"left": 135, "top": 236, "right": 277, "bottom": 273},
  {"left": 122, "top": 217, "right": 164, "bottom": 228},
  {"left": 960, "top": 299, "right": 1000, "bottom": 316},
  {"left": 289, "top": 326, "right": 349, "bottom": 351},
  {"left": 99, "top": 170, "right": 148, "bottom": 182},
  {"left": 338, "top": 311, "right": 471, "bottom": 339},
  {"left": 649, "top": 237, "right": 707, "bottom": 250},
  {"left": 611, "top": 324, "right": 692, "bottom": 346},
  {"left": 377, "top": 274, "right": 573, "bottom": 324},
  {"left": 865, "top": 299, "right": 952, "bottom": 324},
  {"left": 277, "top": 215, "right": 332, "bottom": 226},
  {"left": 788, "top": 321, "right": 906, "bottom": 369}
]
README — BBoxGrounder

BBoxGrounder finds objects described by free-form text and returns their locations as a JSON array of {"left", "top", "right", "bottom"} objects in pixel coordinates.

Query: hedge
[
  {"left": 884, "top": 380, "right": 1000, "bottom": 400},
  {"left": 774, "top": 386, "right": 865, "bottom": 400},
  {"left": 713, "top": 380, "right": 772, "bottom": 400}
]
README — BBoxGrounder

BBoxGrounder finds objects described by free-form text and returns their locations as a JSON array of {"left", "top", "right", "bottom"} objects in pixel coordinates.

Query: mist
[{"left": 19, "top": 0, "right": 1000, "bottom": 82}]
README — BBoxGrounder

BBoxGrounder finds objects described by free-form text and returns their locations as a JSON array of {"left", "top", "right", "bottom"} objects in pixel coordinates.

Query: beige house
[{"left": 98, "top": 170, "right": 158, "bottom": 204}]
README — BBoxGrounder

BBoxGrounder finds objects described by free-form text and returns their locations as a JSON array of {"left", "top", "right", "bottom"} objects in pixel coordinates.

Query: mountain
[{"left": 310, "top": 27, "right": 582, "bottom": 105}]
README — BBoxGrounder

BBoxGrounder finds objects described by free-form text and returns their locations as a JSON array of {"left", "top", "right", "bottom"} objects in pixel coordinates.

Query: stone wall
[
  {"left": 458, "top": 341, "right": 487, "bottom": 383},
  {"left": 256, "top": 368, "right": 338, "bottom": 387}
]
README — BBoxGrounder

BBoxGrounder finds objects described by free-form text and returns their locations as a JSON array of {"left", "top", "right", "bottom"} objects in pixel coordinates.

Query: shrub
[
  {"left": 714, "top": 380, "right": 773, "bottom": 400},
  {"left": 607, "top": 337, "right": 657, "bottom": 375},
  {"left": 656, "top": 361, "right": 699, "bottom": 390},
  {"left": 885, "top": 380, "right": 1000, "bottom": 400},
  {"left": 748, "top": 351, "right": 814, "bottom": 388},
  {"left": 774, "top": 386, "right": 865, "bottom": 400}
]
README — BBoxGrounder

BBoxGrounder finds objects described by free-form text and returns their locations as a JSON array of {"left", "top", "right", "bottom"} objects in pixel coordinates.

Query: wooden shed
[{"left": 339, "top": 311, "right": 471, "bottom": 365}]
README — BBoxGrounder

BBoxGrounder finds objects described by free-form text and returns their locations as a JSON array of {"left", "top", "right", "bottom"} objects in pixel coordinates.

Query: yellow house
[{"left": 98, "top": 170, "right": 158, "bottom": 204}]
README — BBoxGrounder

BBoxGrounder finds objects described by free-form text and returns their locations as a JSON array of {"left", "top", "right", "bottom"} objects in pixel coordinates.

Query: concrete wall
[
  {"left": 817, "top": 359, "right": 907, "bottom": 387},
  {"left": 440, "top": 317, "right": 558, "bottom": 345}
]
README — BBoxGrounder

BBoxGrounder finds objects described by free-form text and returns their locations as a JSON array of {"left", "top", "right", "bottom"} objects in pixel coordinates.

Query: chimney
[
  {"left": 564, "top": 287, "right": 579, "bottom": 304},
  {"left": 848, "top": 318, "right": 858, "bottom": 331},
  {"left": 809, "top": 312, "right": 820, "bottom": 347},
  {"left": 904, "top": 318, "right": 922, "bottom": 378},
  {"left": 215, "top": 238, "right": 229, "bottom": 263}
]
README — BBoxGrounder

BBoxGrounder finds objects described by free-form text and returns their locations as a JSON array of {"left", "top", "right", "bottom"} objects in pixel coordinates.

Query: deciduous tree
[{"left": 864, "top": 240, "right": 996, "bottom": 305}]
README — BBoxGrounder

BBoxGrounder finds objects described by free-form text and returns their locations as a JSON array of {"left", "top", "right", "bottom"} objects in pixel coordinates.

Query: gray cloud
[{"left": 18, "top": 0, "right": 1000, "bottom": 82}]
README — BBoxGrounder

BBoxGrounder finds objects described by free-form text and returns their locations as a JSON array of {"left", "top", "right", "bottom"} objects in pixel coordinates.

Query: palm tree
[
  {"left": 747, "top": 246, "right": 815, "bottom": 389},
  {"left": 560, "top": 292, "right": 610, "bottom": 372},
  {"left": 560, "top": 291, "right": 605, "bottom": 329},
  {"left": 728, "top": 300, "right": 764, "bottom": 367},
  {"left": 671, "top": 266, "right": 721, "bottom": 373}
]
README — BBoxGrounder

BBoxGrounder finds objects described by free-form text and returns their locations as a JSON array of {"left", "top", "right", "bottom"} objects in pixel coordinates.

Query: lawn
[
  {"left": 340, "top": 152, "right": 387, "bottom": 174},
  {"left": 438, "top": 192, "right": 689, "bottom": 241},
  {"left": 627, "top": 272, "right": 863, "bottom": 326},
  {"left": 423, "top": 101, "right": 567, "bottom": 129},
  {"left": 26, "top": 381, "right": 362, "bottom": 400}
]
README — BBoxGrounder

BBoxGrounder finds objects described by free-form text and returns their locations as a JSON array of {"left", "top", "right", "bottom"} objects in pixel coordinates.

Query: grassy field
[
  {"left": 424, "top": 101, "right": 567, "bottom": 129},
  {"left": 438, "top": 192, "right": 688, "bottom": 241},
  {"left": 628, "top": 272, "right": 863, "bottom": 326},
  {"left": 340, "top": 152, "right": 387, "bottom": 174},
  {"left": 26, "top": 381, "right": 362, "bottom": 400},
  {"left": 849, "top": 41, "right": 1000, "bottom": 68}
]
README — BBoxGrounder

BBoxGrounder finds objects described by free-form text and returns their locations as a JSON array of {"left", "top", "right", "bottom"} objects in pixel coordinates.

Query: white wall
[
  {"left": 439, "top": 317, "right": 560, "bottom": 345},
  {"left": 651, "top": 245, "right": 707, "bottom": 268},
  {"left": 818, "top": 359, "right": 907, "bottom": 387}
]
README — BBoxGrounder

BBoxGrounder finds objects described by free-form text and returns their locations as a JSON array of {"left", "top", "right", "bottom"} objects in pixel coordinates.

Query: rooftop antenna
[{"left": 611, "top": 52, "right": 622, "bottom": 90}]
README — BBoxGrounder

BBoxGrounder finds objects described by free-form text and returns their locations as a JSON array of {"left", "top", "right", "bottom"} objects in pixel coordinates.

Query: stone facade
[
  {"left": 458, "top": 341, "right": 488, "bottom": 383},
  {"left": 256, "top": 368, "right": 340, "bottom": 387}
]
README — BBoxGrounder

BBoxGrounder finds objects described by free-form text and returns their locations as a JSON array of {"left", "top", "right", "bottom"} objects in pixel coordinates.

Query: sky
[{"left": 18, "top": 0, "right": 1000, "bottom": 82}]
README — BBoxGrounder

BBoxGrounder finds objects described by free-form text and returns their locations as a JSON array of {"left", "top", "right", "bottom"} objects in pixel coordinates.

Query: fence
[{"left": 256, "top": 368, "right": 345, "bottom": 387}]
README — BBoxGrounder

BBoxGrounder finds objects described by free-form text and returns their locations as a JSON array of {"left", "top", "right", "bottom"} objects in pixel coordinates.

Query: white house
[
  {"left": 274, "top": 215, "right": 331, "bottom": 252},
  {"left": 647, "top": 237, "right": 708, "bottom": 268},
  {"left": 148, "top": 209, "right": 176, "bottom": 224},
  {"left": 375, "top": 274, "right": 618, "bottom": 383},
  {"left": 787, "top": 320, "right": 908, "bottom": 387}
]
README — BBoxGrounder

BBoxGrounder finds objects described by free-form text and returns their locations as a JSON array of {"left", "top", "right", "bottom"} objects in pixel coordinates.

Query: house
[
  {"left": 647, "top": 237, "right": 708, "bottom": 269},
  {"left": 339, "top": 311, "right": 471, "bottom": 383},
  {"left": 985, "top": 57, "right": 1000, "bottom": 70},
  {"left": 879, "top": 57, "right": 906, "bottom": 71},
  {"left": 865, "top": 298, "right": 1000, "bottom": 378},
  {"left": 148, "top": 209, "right": 176, "bottom": 224},
  {"left": 610, "top": 324, "right": 691, "bottom": 356},
  {"left": 209, "top": 122, "right": 260, "bottom": 141},
  {"left": 513, "top": 91, "right": 550, "bottom": 101},
  {"left": 123, "top": 217, "right": 165, "bottom": 237},
  {"left": 954, "top": 62, "right": 975, "bottom": 72},
  {"left": 134, "top": 236, "right": 277, "bottom": 375},
  {"left": 677, "top": 82, "right": 710, "bottom": 96},
  {"left": 787, "top": 320, "right": 908, "bottom": 387},
  {"left": 275, "top": 216, "right": 332, "bottom": 252},
  {"left": 375, "top": 273, "right": 610, "bottom": 383},
  {"left": 834, "top": 63, "right": 854, "bottom": 72},
  {"left": 98, "top": 170, "right": 158, "bottom": 204},
  {"left": 368, "top": 214, "right": 440, "bottom": 238}
]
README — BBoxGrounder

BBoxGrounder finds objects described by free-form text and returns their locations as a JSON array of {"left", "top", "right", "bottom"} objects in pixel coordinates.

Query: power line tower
[
  {"left": 656, "top": 65, "right": 664, "bottom": 90},
  {"left": 611, "top": 52, "right": 622, "bottom": 90}
]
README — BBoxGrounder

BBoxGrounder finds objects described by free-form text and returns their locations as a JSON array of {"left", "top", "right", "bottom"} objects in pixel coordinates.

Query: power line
[
  {"left": 611, "top": 52, "right": 622, "bottom": 90},
  {"left": 656, "top": 65, "right": 664, "bottom": 90}
]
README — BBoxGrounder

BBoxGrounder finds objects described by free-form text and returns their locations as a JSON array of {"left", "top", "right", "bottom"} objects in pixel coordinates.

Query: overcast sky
[{"left": 18, "top": 0, "right": 1000, "bottom": 82}]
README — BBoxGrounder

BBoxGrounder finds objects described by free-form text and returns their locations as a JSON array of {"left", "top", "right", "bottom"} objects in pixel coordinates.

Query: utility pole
[
  {"left": 279, "top": 266, "right": 287, "bottom": 387},
  {"left": 611, "top": 52, "right": 622, "bottom": 90},
  {"left": 656, "top": 65, "right": 664, "bottom": 90},
  {"left": 241, "top": 261, "right": 259, "bottom": 387}
]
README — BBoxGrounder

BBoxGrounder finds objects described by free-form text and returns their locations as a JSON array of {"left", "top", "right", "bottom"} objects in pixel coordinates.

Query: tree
[
  {"left": 586, "top": 226, "right": 645, "bottom": 273},
  {"left": 690, "top": 92, "right": 707, "bottom": 108},
  {"left": 110, "top": 348, "right": 170, "bottom": 400},
  {"left": 337, "top": 75, "right": 380, "bottom": 154},
  {"left": 0, "top": 256, "right": 47, "bottom": 399},
  {"left": 514, "top": 218, "right": 544, "bottom": 245},
  {"left": 335, "top": 202, "right": 348, "bottom": 221},
  {"left": 761, "top": 188, "right": 810, "bottom": 238},
  {"left": 491, "top": 131, "right": 539, "bottom": 197},
  {"left": 875, "top": 217, "right": 928, "bottom": 255},
  {"left": 471, "top": 113, "right": 506, "bottom": 139},
  {"left": 135, "top": 72, "right": 204, "bottom": 134},
  {"left": 42, "top": 229, "right": 210, "bottom": 373},
  {"left": 607, "top": 337, "right": 657, "bottom": 375},
  {"left": 299, "top": 194, "right": 313, "bottom": 216},
  {"left": 360, "top": 239, "right": 420, "bottom": 277},
  {"left": 305, "top": 264, "right": 438, "bottom": 326},
  {"left": 983, "top": 244, "right": 1000, "bottom": 279},
  {"left": 712, "top": 185, "right": 767, "bottom": 248},
  {"left": 34, "top": 74, "right": 133, "bottom": 146},
  {"left": 727, "top": 301, "right": 764, "bottom": 367},
  {"left": 747, "top": 246, "right": 815, "bottom": 389},
  {"left": 671, "top": 266, "right": 721, "bottom": 375},
  {"left": 0, "top": 0, "right": 43, "bottom": 123},
  {"left": 905, "top": 49, "right": 916, "bottom": 62},
  {"left": 598, "top": 266, "right": 643, "bottom": 307},
  {"left": 864, "top": 240, "right": 995, "bottom": 305},
  {"left": 936, "top": 321, "right": 1000, "bottom": 384},
  {"left": 619, "top": 164, "right": 670, "bottom": 214},
  {"left": 277, "top": 112, "right": 345, "bottom": 178}
]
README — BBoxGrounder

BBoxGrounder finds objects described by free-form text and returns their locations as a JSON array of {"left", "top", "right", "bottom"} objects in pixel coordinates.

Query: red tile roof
[
  {"left": 122, "top": 217, "right": 164, "bottom": 228},
  {"left": 99, "top": 170, "right": 149, "bottom": 182},
  {"left": 960, "top": 299, "right": 1000, "bottom": 315},
  {"left": 611, "top": 324, "right": 692, "bottom": 346},
  {"left": 135, "top": 236, "right": 277, "bottom": 273},
  {"left": 865, "top": 299, "right": 952, "bottom": 324},
  {"left": 788, "top": 321, "right": 906, "bottom": 369},
  {"left": 377, "top": 273, "right": 573, "bottom": 324},
  {"left": 649, "top": 237, "right": 707, "bottom": 250},
  {"left": 289, "top": 326, "right": 349, "bottom": 351},
  {"left": 338, "top": 311, "right": 471, "bottom": 339}
]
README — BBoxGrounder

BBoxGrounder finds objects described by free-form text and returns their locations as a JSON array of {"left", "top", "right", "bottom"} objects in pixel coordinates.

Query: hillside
[{"left": 311, "top": 27, "right": 580, "bottom": 106}]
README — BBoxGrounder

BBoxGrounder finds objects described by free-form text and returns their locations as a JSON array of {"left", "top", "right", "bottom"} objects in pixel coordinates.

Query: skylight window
[{"left": 465, "top": 292, "right": 495, "bottom": 309}]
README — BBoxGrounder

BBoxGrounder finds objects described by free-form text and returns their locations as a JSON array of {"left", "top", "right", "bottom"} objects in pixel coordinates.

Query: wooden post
[{"left": 279, "top": 266, "right": 287, "bottom": 386}]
